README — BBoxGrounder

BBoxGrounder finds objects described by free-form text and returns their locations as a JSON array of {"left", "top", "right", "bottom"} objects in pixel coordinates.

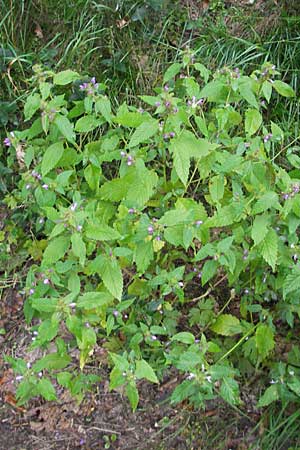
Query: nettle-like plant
[{"left": 3, "top": 53, "right": 300, "bottom": 411}]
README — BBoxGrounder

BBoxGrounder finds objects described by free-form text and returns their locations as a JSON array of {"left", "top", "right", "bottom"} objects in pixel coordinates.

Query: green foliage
[{"left": 3, "top": 56, "right": 300, "bottom": 416}]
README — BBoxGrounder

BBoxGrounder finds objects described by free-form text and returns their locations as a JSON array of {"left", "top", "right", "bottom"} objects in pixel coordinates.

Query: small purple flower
[
  {"left": 27, "top": 362, "right": 31, "bottom": 369},
  {"left": 179, "top": 73, "right": 186, "bottom": 79},
  {"left": 244, "top": 142, "right": 251, "bottom": 148},
  {"left": 91, "top": 77, "right": 96, "bottom": 85},
  {"left": 169, "top": 131, "right": 175, "bottom": 138},
  {"left": 85, "top": 322, "right": 90, "bottom": 328},
  {"left": 244, "top": 289, "right": 249, "bottom": 294},
  {"left": 138, "top": 108, "right": 144, "bottom": 113},
  {"left": 43, "top": 278, "right": 50, "bottom": 285},
  {"left": 283, "top": 193, "right": 289, "bottom": 201},
  {"left": 151, "top": 335, "right": 157, "bottom": 341},
  {"left": 293, "top": 254, "right": 298, "bottom": 261},
  {"left": 39, "top": 218, "right": 44, "bottom": 224},
  {"left": 173, "top": 107, "right": 179, "bottom": 113},
  {"left": 148, "top": 225, "right": 154, "bottom": 235},
  {"left": 26, "top": 184, "right": 31, "bottom": 190},
  {"left": 3, "top": 137, "right": 11, "bottom": 147},
  {"left": 77, "top": 224, "right": 83, "bottom": 232},
  {"left": 178, "top": 281, "right": 184, "bottom": 288},
  {"left": 155, "top": 235, "right": 161, "bottom": 241},
  {"left": 79, "top": 82, "right": 88, "bottom": 90},
  {"left": 163, "top": 133, "right": 169, "bottom": 140},
  {"left": 155, "top": 101, "right": 161, "bottom": 107},
  {"left": 33, "top": 331, "right": 38, "bottom": 336},
  {"left": 165, "top": 101, "right": 171, "bottom": 108},
  {"left": 69, "top": 302, "right": 76, "bottom": 308},
  {"left": 164, "top": 84, "right": 169, "bottom": 91},
  {"left": 38, "top": 372, "right": 43, "bottom": 378},
  {"left": 128, "top": 208, "right": 135, "bottom": 214},
  {"left": 120, "top": 151, "right": 126, "bottom": 157},
  {"left": 197, "top": 271, "right": 202, "bottom": 279},
  {"left": 186, "top": 373, "right": 195, "bottom": 380},
  {"left": 113, "top": 310, "right": 119, "bottom": 317},
  {"left": 42, "top": 184, "right": 49, "bottom": 190},
  {"left": 196, "top": 98, "right": 204, "bottom": 106},
  {"left": 195, "top": 220, "right": 203, "bottom": 227},
  {"left": 16, "top": 375, "right": 23, "bottom": 381},
  {"left": 29, "top": 288, "right": 35, "bottom": 295}
]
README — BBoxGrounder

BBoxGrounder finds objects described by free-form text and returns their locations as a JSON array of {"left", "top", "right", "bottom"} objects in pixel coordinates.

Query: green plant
[{"left": 3, "top": 52, "right": 300, "bottom": 414}]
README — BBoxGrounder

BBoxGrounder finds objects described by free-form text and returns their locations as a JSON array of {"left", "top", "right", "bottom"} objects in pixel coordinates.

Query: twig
[{"left": 189, "top": 274, "right": 227, "bottom": 303}]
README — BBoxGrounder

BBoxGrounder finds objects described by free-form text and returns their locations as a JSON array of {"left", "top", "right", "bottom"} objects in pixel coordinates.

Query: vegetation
[{"left": 1, "top": 1, "right": 300, "bottom": 448}]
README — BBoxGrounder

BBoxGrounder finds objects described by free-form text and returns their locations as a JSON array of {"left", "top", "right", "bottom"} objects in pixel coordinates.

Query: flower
[
  {"left": 3, "top": 137, "right": 11, "bottom": 147},
  {"left": 70, "top": 202, "right": 78, "bottom": 211},
  {"left": 76, "top": 225, "right": 83, "bottom": 232},
  {"left": 148, "top": 225, "right": 154, "bottom": 235},
  {"left": 42, "top": 184, "right": 49, "bottom": 190},
  {"left": 195, "top": 220, "right": 203, "bottom": 227},
  {"left": 43, "top": 278, "right": 50, "bottom": 285},
  {"left": 29, "top": 288, "right": 35, "bottom": 295}
]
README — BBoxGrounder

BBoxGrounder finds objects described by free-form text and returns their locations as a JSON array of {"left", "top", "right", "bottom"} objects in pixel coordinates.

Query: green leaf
[
  {"left": 84, "top": 164, "right": 101, "bottom": 191},
  {"left": 85, "top": 223, "right": 120, "bottom": 241},
  {"left": 163, "top": 62, "right": 182, "bottom": 83},
  {"left": 114, "top": 111, "right": 146, "bottom": 127},
  {"left": 238, "top": 78, "right": 259, "bottom": 108},
  {"left": 287, "top": 378, "right": 300, "bottom": 397},
  {"left": 41, "top": 142, "right": 64, "bottom": 176},
  {"left": 31, "top": 298, "right": 58, "bottom": 313},
  {"left": 53, "top": 70, "right": 80, "bottom": 85},
  {"left": 201, "top": 259, "right": 218, "bottom": 285},
  {"left": 54, "top": 115, "right": 75, "bottom": 143},
  {"left": 273, "top": 80, "right": 295, "bottom": 98},
  {"left": 283, "top": 267, "right": 300, "bottom": 299},
  {"left": 24, "top": 93, "right": 41, "bottom": 121},
  {"left": 257, "top": 384, "right": 279, "bottom": 407},
  {"left": 170, "top": 133, "right": 191, "bottom": 186},
  {"left": 42, "top": 235, "right": 70, "bottom": 266},
  {"left": 245, "top": 109, "right": 262, "bottom": 136},
  {"left": 220, "top": 377, "right": 240, "bottom": 406},
  {"left": 128, "top": 119, "right": 158, "bottom": 148},
  {"left": 262, "top": 81, "right": 272, "bottom": 103},
  {"left": 71, "top": 233, "right": 86, "bottom": 266},
  {"left": 209, "top": 175, "right": 224, "bottom": 203},
  {"left": 211, "top": 314, "right": 242, "bottom": 336},
  {"left": 77, "top": 291, "right": 112, "bottom": 309},
  {"left": 32, "top": 353, "right": 71, "bottom": 372},
  {"left": 95, "top": 97, "right": 112, "bottom": 122},
  {"left": 37, "top": 378, "right": 57, "bottom": 401},
  {"left": 37, "top": 319, "right": 59, "bottom": 344},
  {"left": 171, "top": 332, "right": 195, "bottom": 344},
  {"left": 98, "top": 257, "right": 123, "bottom": 300},
  {"left": 252, "top": 192, "right": 280, "bottom": 214},
  {"left": 255, "top": 324, "right": 275, "bottom": 360},
  {"left": 134, "top": 241, "right": 154, "bottom": 273},
  {"left": 260, "top": 229, "right": 278, "bottom": 271},
  {"left": 75, "top": 115, "right": 102, "bottom": 132},
  {"left": 135, "top": 359, "right": 159, "bottom": 383},
  {"left": 251, "top": 214, "right": 269, "bottom": 246},
  {"left": 126, "top": 382, "right": 139, "bottom": 412}
]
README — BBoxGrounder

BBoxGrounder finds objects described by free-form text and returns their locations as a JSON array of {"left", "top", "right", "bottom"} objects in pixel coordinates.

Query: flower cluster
[{"left": 79, "top": 77, "right": 98, "bottom": 95}]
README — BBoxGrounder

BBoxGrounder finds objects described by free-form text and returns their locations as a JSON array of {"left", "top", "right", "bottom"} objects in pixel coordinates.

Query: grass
[{"left": 0, "top": 1, "right": 300, "bottom": 448}]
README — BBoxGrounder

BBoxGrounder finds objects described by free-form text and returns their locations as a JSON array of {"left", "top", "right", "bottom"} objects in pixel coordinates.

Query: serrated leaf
[
  {"left": 32, "top": 353, "right": 71, "bottom": 372},
  {"left": 128, "top": 119, "right": 158, "bottom": 148},
  {"left": 134, "top": 241, "right": 154, "bottom": 273},
  {"left": 37, "top": 378, "right": 57, "bottom": 401},
  {"left": 41, "top": 142, "right": 64, "bottom": 176},
  {"left": 135, "top": 359, "right": 159, "bottom": 383},
  {"left": 257, "top": 384, "right": 279, "bottom": 407},
  {"left": 75, "top": 115, "right": 102, "bottom": 132},
  {"left": 245, "top": 109, "right": 262, "bottom": 136},
  {"left": 287, "top": 378, "right": 300, "bottom": 397},
  {"left": 86, "top": 223, "right": 120, "bottom": 241},
  {"left": 98, "top": 257, "right": 123, "bottom": 300},
  {"left": 95, "top": 97, "right": 112, "bottom": 122},
  {"left": 262, "top": 80, "right": 272, "bottom": 103},
  {"left": 126, "top": 382, "right": 139, "bottom": 411},
  {"left": 209, "top": 175, "right": 224, "bottom": 203},
  {"left": 24, "top": 93, "right": 41, "bottom": 121},
  {"left": 260, "top": 229, "right": 278, "bottom": 271},
  {"left": 42, "top": 235, "right": 70, "bottom": 266},
  {"left": 163, "top": 62, "right": 182, "bottom": 83},
  {"left": 252, "top": 192, "right": 280, "bottom": 214},
  {"left": 77, "top": 291, "right": 112, "bottom": 309},
  {"left": 251, "top": 214, "right": 269, "bottom": 246},
  {"left": 211, "top": 314, "right": 242, "bottom": 336},
  {"left": 201, "top": 259, "right": 218, "bottom": 285},
  {"left": 283, "top": 267, "right": 300, "bottom": 299},
  {"left": 31, "top": 298, "right": 58, "bottom": 313},
  {"left": 54, "top": 115, "right": 75, "bottom": 143},
  {"left": 171, "top": 332, "right": 195, "bottom": 344},
  {"left": 273, "top": 80, "right": 295, "bottom": 98},
  {"left": 255, "top": 324, "right": 275, "bottom": 360},
  {"left": 238, "top": 78, "right": 259, "bottom": 108},
  {"left": 71, "top": 233, "right": 86, "bottom": 266},
  {"left": 53, "top": 70, "right": 79, "bottom": 85},
  {"left": 220, "top": 377, "right": 240, "bottom": 406}
]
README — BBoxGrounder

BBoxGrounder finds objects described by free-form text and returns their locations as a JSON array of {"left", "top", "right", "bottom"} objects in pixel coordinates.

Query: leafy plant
[{"left": 3, "top": 53, "right": 300, "bottom": 412}]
